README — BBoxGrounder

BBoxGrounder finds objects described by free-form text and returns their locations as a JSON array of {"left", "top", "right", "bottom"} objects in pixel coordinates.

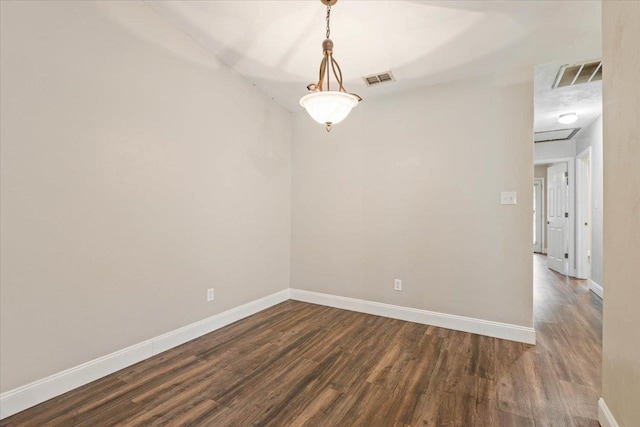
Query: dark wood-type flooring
[{"left": 2, "top": 254, "right": 602, "bottom": 426}]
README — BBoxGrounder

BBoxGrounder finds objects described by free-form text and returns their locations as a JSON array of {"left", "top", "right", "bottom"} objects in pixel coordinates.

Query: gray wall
[
  {"left": 291, "top": 70, "right": 534, "bottom": 328},
  {"left": 575, "top": 116, "right": 603, "bottom": 287},
  {"left": 534, "top": 139, "right": 576, "bottom": 162},
  {"left": 0, "top": 1, "right": 291, "bottom": 392},
  {"left": 602, "top": 1, "right": 640, "bottom": 425}
]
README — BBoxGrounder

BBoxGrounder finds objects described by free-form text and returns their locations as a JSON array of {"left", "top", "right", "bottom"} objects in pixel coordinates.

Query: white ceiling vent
[
  {"left": 534, "top": 128, "right": 580, "bottom": 143},
  {"left": 553, "top": 60, "right": 602, "bottom": 89},
  {"left": 363, "top": 71, "right": 396, "bottom": 87}
]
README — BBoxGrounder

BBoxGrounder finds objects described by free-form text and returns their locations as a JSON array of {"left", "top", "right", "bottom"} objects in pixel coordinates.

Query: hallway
[{"left": 531, "top": 253, "right": 602, "bottom": 425}]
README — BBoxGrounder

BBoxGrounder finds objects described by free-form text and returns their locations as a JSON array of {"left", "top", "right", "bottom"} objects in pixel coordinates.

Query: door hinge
[
  {"left": 564, "top": 253, "right": 569, "bottom": 259},
  {"left": 564, "top": 212, "right": 569, "bottom": 218},
  {"left": 564, "top": 171, "right": 569, "bottom": 185}
]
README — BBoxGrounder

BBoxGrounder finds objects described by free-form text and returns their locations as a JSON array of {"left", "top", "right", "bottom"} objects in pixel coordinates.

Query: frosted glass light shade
[{"left": 299, "top": 91, "right": 359, "bottom": 126}]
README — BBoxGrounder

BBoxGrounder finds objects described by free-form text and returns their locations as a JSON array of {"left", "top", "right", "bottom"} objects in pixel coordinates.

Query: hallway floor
[
  {"left": 2, "top": 254, "right": 602, "bottom": 426},
  {"left": 530, "top": 253, "right": 602, "bottom": 425}
]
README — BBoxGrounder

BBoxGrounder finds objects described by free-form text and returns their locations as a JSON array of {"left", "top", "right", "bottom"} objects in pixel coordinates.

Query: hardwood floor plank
[
  {"left": 1, "top": 255, "right": 602, "bottom": 426},
  {"left": 285, "top": 387, "right": 340, "bottom": 427},
  {"left": 0, "top": 376, "right": 128, "bottom": 426},
  {"left": 159, "top": 398, "right": 218, "bottom": 427}
]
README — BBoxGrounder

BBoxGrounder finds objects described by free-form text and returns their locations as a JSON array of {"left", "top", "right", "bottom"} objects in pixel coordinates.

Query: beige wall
[
  {"left": 291, "top": 70, "right": 534, "bottom": 327},
  {"left": 0, "top": 1, "right": 291, "bottom": 392},
  {"left": 534, "top": 165, "right": 548, "bottom": 179},
  {"left": 602, "top": 1, "right": 640, "bottom": 425}
]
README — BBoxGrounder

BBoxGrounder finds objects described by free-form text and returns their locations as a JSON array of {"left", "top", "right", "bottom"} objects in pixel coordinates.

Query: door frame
[
  {"left": 535, "top": 157, "right": 576, "bottom": 277},
  {"left": 533, "top": 177, "right": 545, "bottom": 253},
  {"left": 576, "top": 147, "right": 592, "bottom": 279}
]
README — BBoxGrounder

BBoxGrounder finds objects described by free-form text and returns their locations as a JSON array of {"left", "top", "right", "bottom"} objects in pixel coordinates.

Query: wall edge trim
[
  {"left": 598, "top": 398, "right": 620, "bottom": 427},
  {"left": 289, "top": 288, "right": 536, "bottom": 345},
  {"left": 590, "top": 279, "right": 603, "bottom": 299},
  {"left": 0, "top": 289, "right": 291, "bottom": 420}
]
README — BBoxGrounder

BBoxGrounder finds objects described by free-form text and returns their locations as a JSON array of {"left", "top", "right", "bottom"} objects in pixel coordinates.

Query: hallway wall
[
  {"left": 534, "top": 139, "right": 576, "bottom": 161},
  {"left": 575, "top": 116, "right": 603, "bottom": 288},
  {"left": 602, "top": 1, "right": 640, "bottom": 425}
]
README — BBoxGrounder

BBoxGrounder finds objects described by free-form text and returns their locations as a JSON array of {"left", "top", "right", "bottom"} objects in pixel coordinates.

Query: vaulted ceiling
[{"left": 146, "top": 0, "right": 602, "bottom": 114}]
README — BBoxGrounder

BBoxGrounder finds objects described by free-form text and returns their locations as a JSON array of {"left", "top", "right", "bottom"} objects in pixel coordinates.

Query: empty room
[{"left": 1, "top": 1, "right": 638, "bottom": 426}]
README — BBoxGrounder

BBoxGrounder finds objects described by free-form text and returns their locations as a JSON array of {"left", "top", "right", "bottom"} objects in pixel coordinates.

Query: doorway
[
  {"left": 547, "top": 162, "right": 569, "bottom": 275},
  {"left": 534, "top": 158, "right": 575, "bottom": 276},
  {"left": 576, "top": 147, "right": 592, "bottom": 280},
  {"left": 533, "top": 178, "right": 544, "bottom": 253}
]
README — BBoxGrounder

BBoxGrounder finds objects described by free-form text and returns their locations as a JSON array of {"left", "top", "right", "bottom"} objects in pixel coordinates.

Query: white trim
[
  {"left": 0, "top": 342, "right": 152, "bottom": 421},
  {"left": 598, "top": 398, "right": 620, "bottom": 427},
  {"left": 289, "top": 289, "right": 536, "bottom": 345},
  {"left": 1, "top": 288, "right": 539, "bottom": 419},
  {"left": 533, "top": 177, "right": 545, "bottom": 253},
  {"left": 538, "top": 157, "right": 577, "bottom": 277},
  {"left": 590, "top": 279, "right": 603, "bottom": 299},
  {"left": 0, "top": 289, "right": 290, "bottom": 420},
  {"left": 576, "top": 147, "right": 592, "bottom": 280},
  {"left": 567, "top": 158, "right": 576, "bottom": 277}
]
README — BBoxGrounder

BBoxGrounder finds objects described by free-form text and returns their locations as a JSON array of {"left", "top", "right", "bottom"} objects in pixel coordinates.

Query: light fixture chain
[
  {"left": 300, "top": 0, "right": 361, "bottom": 132},
  {"left": 325, "top": 5, "right": 331, "bottom": 39}
]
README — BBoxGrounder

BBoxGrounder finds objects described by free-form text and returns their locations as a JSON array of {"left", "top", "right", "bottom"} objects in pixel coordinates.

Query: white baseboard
[
  {"left": 0, "top": 341, "right": 153, "bottom": 421},
  {"left": 1, "top": 287, "right": 538, "bottom": 420},
  {"left": 598, "top": 398, "right": 620, "bottom": 427},
  {"left": 0, "top": 289, "right": 290, "bottom": 420},
  {"left": 590, "top": 280, "right": 603, "bottom": 299},
  {"left": 289, "top": 289, "right": 536, "bottom": 345}
]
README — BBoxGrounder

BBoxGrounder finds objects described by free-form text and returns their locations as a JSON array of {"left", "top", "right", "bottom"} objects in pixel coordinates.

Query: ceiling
[
  {"left": 534, "top": 60, "right": 602, "bottom": 135},
  {"left": 145, "top": 0, "right": 602, "bottom": 113}
]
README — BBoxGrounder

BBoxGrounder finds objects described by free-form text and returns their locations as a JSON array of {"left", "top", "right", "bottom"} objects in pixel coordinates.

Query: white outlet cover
[
  {"left": 207, "top": 288, "right": 214, "bottom": 301},
  {"left": 394, "top": 279, "right": 402, "bottom": 291},
  {"left": 500, "top": 191, "right": 517, "bottom": 205}
]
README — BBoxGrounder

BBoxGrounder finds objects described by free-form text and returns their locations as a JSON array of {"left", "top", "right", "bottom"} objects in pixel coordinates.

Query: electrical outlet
[
  {"left": 207, "top": 288, "right": 214, "bottom": 302},
  {"left": 394, "top": 279, "right": 402, "bottom": 291}
]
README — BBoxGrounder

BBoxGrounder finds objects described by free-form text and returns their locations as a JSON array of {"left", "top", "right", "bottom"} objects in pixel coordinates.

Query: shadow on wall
[{"left": 98, "top": 1, "right": 290, "bottom": 179}]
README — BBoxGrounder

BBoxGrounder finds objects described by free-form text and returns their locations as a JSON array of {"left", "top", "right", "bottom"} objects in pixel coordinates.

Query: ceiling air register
[{"left": 299, "top": 0, "right": 361, "bottom": 132}]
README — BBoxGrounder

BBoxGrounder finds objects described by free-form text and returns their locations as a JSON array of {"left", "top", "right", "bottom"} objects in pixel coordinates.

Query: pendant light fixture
[{"left": 299, "top": 0, "right": 361, "bottom": 132}]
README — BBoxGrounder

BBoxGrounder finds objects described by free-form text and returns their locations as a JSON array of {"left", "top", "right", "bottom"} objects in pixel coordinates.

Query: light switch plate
[{"left": 501, "top": 191, "right": 517, "bottom": 205}]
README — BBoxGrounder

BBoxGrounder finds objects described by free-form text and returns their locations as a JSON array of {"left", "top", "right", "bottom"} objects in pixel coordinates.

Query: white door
[
  {"left": 533, "top": 179, "right": 543, "bottom": 253},
  {"left": 547, "top": 163, "right": 568, "bottom": 274}
]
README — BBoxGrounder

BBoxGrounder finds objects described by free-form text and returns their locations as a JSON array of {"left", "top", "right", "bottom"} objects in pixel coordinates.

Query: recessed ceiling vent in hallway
[
  {"left": 363, "top": 71, "right": 396, "bottom": 87},
  {"left": 534, "top": 128, "right": 580, "bottom": 143},
  {"left": 553, "top": 60, "right": 602, "bottom": 88}
]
